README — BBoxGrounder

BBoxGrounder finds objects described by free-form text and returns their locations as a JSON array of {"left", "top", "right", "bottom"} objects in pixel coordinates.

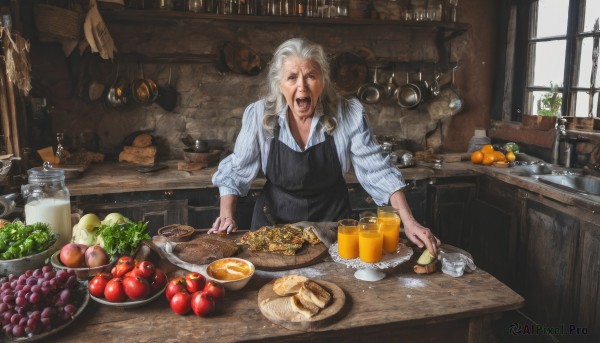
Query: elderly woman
[{"left": 210, "top": 38, "right": 441, "bottom": 254}]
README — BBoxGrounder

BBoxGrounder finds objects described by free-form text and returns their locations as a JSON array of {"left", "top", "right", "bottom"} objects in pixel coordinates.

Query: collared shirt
[{"left": 212, "top": 97, "right": 406, "bottom": 206}]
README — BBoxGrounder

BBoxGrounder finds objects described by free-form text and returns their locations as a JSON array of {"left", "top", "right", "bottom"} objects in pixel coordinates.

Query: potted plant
[{"left": 523, "top": 88, "right": 560, "bottom": 130}]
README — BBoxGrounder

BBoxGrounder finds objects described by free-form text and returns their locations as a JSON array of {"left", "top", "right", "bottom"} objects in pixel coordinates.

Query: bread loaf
[
  {"left": 298, "top": 281, "right": 331, "bottom": 309},
  {"left": 273, "top": 274, "right": 308, "bottom": 296},
  {"left": 132, "top": 134, "right": 153, "bottom": 148},
  {"left": 290, "top": 294, "right": 319, "bottom": 319},
  {"left": 123, "top": 145, "right": 157, "bottom": 157}
]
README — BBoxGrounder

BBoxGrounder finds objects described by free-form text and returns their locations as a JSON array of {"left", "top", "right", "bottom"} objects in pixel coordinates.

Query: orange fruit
[
  {"left": 494, "top": 151, "right": 507, "bottom": 162},
  {"left": 481, "top": 144, "right": 495, "bottom": 154},
  {"left": 506, "top": 151, "right": 516, "bottom": 162},
  {"left": 482, "top": 153, "right": 495, "bottom": 166},
  {"left": 470, "top": 150, "right": 484, "bottom": 164}
]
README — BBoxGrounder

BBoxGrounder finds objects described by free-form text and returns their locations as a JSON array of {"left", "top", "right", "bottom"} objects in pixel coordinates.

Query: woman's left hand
[
  {"left": 403, "top": 219, "right": 441, "bottom": 256},
  {"left": 208, "top": 216, "right": 238, "bottom": 234}
]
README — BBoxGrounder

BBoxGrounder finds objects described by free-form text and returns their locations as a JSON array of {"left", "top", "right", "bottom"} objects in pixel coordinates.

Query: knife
[{"left": 590, "top": 18, "right": 599, "bottom": 117}]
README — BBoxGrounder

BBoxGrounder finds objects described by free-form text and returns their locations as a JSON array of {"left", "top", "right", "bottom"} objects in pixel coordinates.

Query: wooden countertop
[
  {"left": 65, "top": 160, "right": 459, "bottom": 197},
  {"left": 65, "top": 158, "right": 600, "bottom": 213},
  {"left": 47, "top": 254, "right": 524, "bottom": 342}
]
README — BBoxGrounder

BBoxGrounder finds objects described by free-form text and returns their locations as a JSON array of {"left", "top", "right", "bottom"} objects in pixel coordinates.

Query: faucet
[{"left": 551, "top": 118, "right": 567, "bottom": 165}]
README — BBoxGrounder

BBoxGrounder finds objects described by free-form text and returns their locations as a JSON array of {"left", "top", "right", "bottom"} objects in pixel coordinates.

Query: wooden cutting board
[
  {"left": 232, "top": 232, "right": 329, "bottom": 271},
  {"left": 257, "top": 279, "right": 346, "bottom": 331},
  {"left": 169, "top": 232, "right": 329, "bottom": 271}
]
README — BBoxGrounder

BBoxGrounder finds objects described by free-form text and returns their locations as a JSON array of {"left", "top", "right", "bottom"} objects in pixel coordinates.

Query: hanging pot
[
  {"left": 156, "top": 66, "right": 178, "bottom": 112},
  {"left": 131, "top": 64, "right": 158, "bottom": 105},
  {"left": 357, "top": 66, "right": 385, "bottom": 105},
  {"left": 427, "top": 67, "right": 463, "bottom": 120},
  {"left": 395, "top": 71, "right": 430, "bottom": 109},
  {"left": 105, "top": 63, "right": 129, "bottom": 109}
]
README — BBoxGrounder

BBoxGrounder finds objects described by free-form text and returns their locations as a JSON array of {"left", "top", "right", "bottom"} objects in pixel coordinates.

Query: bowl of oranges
[{"left": 470, "top": 143, "right": 517, "bottom": 167}]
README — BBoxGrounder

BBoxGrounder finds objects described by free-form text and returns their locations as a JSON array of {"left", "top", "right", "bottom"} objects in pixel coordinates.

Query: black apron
[{"left": 251, "top": 123, "right": 351, "bottom": 229}]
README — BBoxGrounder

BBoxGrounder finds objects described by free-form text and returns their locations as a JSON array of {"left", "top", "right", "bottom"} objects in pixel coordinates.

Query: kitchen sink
[
  {"left": 536, "top": 175, "right": 600, "bottom": 196},
  {"left": 510, "top": 164, "right": 554, "bottom": 176}
]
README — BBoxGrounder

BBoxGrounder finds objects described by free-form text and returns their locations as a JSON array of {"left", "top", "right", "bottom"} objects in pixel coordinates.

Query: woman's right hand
[{"left": 208, "top": 216, "right": 238, "bottom": 234}]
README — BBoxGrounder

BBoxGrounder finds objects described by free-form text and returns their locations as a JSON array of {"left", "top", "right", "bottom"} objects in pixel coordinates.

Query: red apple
[
  {"left": 151, "top": 269, "right": 167, "bottom": 293},
  {"left": 84, "top": 245, "right": 109, "bottom": 268},
  {"left": 203, "top": 281, "right": 225, "bottom": 303},
  {"left": 190, "top": 291, "right": 215, "bottom": 317},
  {"left": 185, "top": 272, "right": 206, "bottom": 293},
  {"left": 134, "top": 261, "right": 155, "bottom": 279},
  {"left": 165, "top": 277, "right": 186, "bottom": 301},
  {"left": 104, "top": 278, "right": 127, "bottom": 302},
  {"left": 170, "top": 291, "right": 191, "bottom": 315},
  {"left": 59, "top": 243, "right": 88, "bottom": 268},
  {"left": 123, "top": 276, "right": 151, "bottom": 300}
]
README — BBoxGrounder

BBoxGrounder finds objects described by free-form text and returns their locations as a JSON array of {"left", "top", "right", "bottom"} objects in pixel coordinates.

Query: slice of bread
[
  {"left": 298, "top": 280, "right": 331, "bottom": 309},
  {"left": 290, "top": 294, "right": 319, "bottom": 319},
  {"left": 273, "top": 274, "right": 308, "bottom": 296}
]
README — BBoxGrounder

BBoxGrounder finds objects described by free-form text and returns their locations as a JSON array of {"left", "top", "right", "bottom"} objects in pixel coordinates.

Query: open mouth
[{"left": 296, "top": 97, "right": 312, "bottom": 111}]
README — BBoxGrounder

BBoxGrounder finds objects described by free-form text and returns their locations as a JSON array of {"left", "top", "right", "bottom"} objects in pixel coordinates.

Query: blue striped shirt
[{"left": 212, "top": 97, "right": 406, "bottom": 206}]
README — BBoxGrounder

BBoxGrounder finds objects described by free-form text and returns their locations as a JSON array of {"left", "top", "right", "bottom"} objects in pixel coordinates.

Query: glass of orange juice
[
  {"left": 377, "top": 206, "right": 401, "bottom": 254},
  {"left": 337, "top": 219, "right": 359, "bottom": 259},
  {"left": 358, "top": 216, "right": 383, "bottom": 263}
]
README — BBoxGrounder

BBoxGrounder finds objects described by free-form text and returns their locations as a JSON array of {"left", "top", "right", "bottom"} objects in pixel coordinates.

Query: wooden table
[{"left": 47, "top": 254, "right": 524, "bottom": 343}]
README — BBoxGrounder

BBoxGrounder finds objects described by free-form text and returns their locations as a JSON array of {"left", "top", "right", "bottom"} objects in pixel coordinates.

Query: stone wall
[{"left": 27, "top": 0, "right": 497, "bottom": 160}]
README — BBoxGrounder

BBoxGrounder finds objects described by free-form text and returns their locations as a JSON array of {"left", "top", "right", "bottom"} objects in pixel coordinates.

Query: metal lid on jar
[{"left": 27, "top": 162, "right": 66, "bottom": 182}]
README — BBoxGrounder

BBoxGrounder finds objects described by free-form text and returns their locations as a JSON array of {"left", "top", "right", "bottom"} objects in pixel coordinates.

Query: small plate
[
  {"left": 9, "top": 286, "right": 89, "bottom": 342},
  {"left": 89, "top": 284, "right": 166, "bottom": 309}
]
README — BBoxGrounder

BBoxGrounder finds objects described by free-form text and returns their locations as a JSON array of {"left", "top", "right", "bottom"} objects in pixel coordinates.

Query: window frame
[{"left": 500, "top": 0, "right": 598, "bottom": 122}]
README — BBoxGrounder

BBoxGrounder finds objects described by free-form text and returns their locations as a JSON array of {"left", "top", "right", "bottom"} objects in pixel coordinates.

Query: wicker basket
[{"left": 33, "top": 3, "right": 83, "bottom": 42}]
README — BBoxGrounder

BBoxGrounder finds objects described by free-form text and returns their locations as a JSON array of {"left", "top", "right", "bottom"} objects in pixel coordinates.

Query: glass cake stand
[{"left": 329, "top": 243, "right": 413, "bottom": 281}]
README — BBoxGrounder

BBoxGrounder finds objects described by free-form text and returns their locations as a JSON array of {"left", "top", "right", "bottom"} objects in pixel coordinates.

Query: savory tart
[{"left": 239, "top": 225, "right": 320, "bottom": 255}]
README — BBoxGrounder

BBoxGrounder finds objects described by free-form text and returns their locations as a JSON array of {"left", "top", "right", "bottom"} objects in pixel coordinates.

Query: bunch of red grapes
[{"left": 0, "top": 266, "right": 83, "bottom": 338}]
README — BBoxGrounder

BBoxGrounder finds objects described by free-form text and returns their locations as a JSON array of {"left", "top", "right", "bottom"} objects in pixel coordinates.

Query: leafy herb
[
  {"left": 0, "top": 221, "right": 56, "bottom": 260},
  {"left": 96, "top": 221, "right": 151, "bottom": 259}
]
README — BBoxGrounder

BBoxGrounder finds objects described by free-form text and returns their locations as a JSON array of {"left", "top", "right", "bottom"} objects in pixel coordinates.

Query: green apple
[
  {"left": 78, "top": 213, "right": 102, "bottom": 232},
  {"left": 102, "top": 212, "right": 127, "bottom": 226}
]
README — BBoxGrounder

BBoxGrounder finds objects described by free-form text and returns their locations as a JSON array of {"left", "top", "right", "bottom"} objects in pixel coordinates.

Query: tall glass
[
  {"left": 378, "top": 206, "right": 401, "bottom": 253},
  {"left": 358, "top": 217, "right": 383, "bottom": 263},
  {"left": 337, "top": 219, "right": 359, "bottom": 259}
]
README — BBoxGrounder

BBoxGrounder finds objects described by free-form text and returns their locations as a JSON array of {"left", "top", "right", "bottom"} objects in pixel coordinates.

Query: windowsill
[{"left": 490, "top": 120, "right": 600, "bottom": 149}]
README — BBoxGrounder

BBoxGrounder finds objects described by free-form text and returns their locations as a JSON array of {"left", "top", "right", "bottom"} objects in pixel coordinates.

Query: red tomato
[
  {"left": 170, "top": 291, "right": 191, "bottom": 315},
  {"left": 112, "top": 260, "right": 134, "bottom": 278},
  {"left": 123, "top": 268, "right": 144, "bottom": 279},
  {"left": 104, "top": 278, "right": 127, "bottom": 302},
  {"left": 135, "top": 261, "right": 156, "bottom": 279},
  {"left": 151, "top": 269, "right": 167, "bottom": 293},
  {"left": 185, "top": 272, "right": 206, "bottom": 293},
  {"left": 191, "top": 291, "right": 215, "bottom": 317},
  {"left": 203, "top": 281, "right": 225, "bottom": 303},
  {"left": 123, "top": 276, "right": 151, "bottom": 300},
  {"left": 165, "top": 276, "right": 186, "bottom": 301},
  {"left": 117, "top": 256, "right": 134, "bottom": 265},
  {"left": 88, "top": 272, "right": 111, "bottom": 298}
]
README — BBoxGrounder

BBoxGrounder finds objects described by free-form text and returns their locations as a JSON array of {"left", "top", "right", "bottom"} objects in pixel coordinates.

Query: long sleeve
[{"left": 212, "top": 101, "right": 265, "bottom": 197}]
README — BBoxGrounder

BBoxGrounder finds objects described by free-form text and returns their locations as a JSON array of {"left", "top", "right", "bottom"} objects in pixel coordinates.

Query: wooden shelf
[{"left": 101, "top": 9, "right": 469, "bottom": 32}]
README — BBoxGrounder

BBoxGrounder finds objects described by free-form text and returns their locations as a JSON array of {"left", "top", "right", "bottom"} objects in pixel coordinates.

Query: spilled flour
[
  {"left": 396, "top": 276, "right": 427, "bottom": 288},
  {"left": 255, "top": 267, "right": 326, "bottom": 279}
]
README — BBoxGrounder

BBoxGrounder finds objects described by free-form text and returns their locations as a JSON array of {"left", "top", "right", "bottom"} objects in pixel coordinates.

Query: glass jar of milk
[{"left": 22, "top": 166, "right": 71, "bottom": 247}]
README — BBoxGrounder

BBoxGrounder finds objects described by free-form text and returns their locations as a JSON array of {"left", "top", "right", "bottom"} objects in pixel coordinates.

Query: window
[{"left": 507, "top": 0, "right": 600, "bottom": 120}]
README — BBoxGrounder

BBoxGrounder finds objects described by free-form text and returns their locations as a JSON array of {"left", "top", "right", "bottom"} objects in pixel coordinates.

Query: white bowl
[
  {"left": 50, "top": 251, "right": 117, "bottom": 280},
  {"left": 0, "top": 239, "right": 59, "bottom": 276},
  {"left": 205, "top": 257, "right": 255, "bottom": 291}
]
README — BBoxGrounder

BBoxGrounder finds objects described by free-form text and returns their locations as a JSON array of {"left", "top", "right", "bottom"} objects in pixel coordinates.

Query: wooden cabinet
[
  {"left": 576, "top": 220, "right": 600, "bottom": 338},
  {"left": 427, "top": 179, "right": 476, "bottom": 251},
  {"left": 471, "top": 175, "right": 518, "bottom": 286},
  {"left": 75, "top": 192, "right": 187, "bottom": 237},
  {"left": 516, "top": 190, "right": 580, "bottom": 330},
  {"left": 347, "top": 180, "right": 427, "bottom": 223}
]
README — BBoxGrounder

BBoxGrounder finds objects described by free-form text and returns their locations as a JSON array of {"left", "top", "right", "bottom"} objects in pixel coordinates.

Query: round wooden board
[
  {"left": 257, "top": 280, "right": 347, "bottom": 332},
  {"left": 237, "top": 242, "right": 329, "bottom": 271},
  {"left": 215, "top": 231, "right": 330, "bottom": 271}
]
